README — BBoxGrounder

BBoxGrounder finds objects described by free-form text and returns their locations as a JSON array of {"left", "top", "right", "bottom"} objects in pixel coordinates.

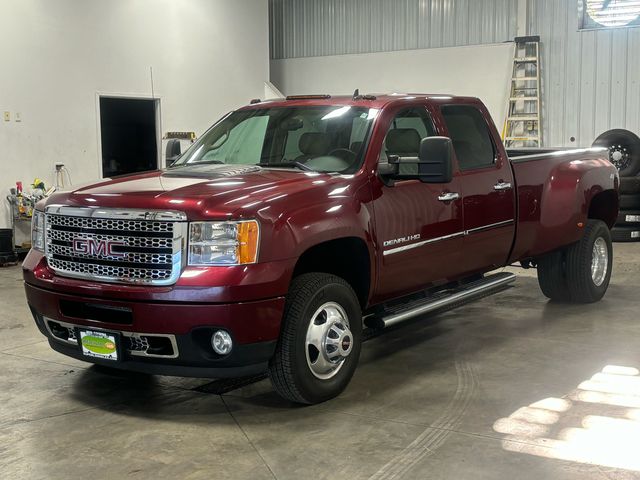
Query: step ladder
[{"left": 503, "top": 36, "right": 542, "bottom": 148}]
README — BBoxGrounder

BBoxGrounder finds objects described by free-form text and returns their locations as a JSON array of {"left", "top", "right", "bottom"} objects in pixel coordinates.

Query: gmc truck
[{"left": 24, "top": 94, "right": 619, "bottom": 404}]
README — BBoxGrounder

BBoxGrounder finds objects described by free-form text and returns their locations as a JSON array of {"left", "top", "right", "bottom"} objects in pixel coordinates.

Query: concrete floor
[{"left": 1, "top": 244, "right": 640, "bottom": 480}]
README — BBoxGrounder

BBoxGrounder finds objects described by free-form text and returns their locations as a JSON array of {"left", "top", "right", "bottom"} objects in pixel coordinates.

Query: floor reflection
[{"left": 493, "top": 365, "right": 640, "bottom": 471}]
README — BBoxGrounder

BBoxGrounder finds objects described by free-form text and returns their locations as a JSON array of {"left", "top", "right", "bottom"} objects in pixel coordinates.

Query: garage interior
[{"left": 2, "top": 1, "right": 640, "bottom": 479}]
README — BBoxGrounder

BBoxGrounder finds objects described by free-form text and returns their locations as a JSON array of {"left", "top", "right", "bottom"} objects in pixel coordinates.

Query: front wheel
[
  {"left": 268, "top": 273, "right": 362, "bottom": 404},
  {"left": 565, "top": 220, "right": 613, "bottom": 303}
]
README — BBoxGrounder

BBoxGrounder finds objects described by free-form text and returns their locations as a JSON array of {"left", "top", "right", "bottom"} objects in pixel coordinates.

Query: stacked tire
[
  {"left": 593, "top": 129, "right": 640, "bottom": 243},
  {"left": 614, "top": 176, "right": 640, "bottom": 242}
]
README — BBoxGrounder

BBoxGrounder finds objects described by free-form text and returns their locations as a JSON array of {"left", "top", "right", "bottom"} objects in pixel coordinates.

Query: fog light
[{"left": 211, "top": 330, "right": 233, "bottom": 355}]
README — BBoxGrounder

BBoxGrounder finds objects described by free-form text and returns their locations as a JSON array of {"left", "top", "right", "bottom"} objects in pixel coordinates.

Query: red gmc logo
[{"left": 72, "top": 238, "right": 126, "bottom": 257}]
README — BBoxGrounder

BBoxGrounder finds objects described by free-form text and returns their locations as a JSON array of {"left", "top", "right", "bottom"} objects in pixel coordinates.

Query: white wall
[
  {"left": 270, "top": 42, "right": 515, "bottom": 133},
  {"left": 0, "top": 0, "right": 269, "bottom": 228}
]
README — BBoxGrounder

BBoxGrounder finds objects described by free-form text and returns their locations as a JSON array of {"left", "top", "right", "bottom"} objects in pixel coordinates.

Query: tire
[
  {"left": 620, "top": 194, "right": 640, "bottom": 210},
  {"left": 268, "top": 273, "right": 362, "bottom": 404},
  {"left": 536, "top": 250, "right": 570, "bottom": 301},
  {"left": 620, "top": 176, "right": 640, "bottom": 195},
  {"left": 611, "top": 226, "right": 640, "bottom": 242},
  {"left": 616, "top": 210, "right": 640, "bottom": 226},
  {"left": 564, "top": 220, "right": 613, "bottom": 303},
  {"left": 593, "top": 129, "right": 640, "bottom": 177}
]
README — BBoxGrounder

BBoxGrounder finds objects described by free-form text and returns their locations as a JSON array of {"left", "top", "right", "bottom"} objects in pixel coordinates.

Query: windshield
[{"left": 171, "top": 106, "right": 378, "bottom": 173}]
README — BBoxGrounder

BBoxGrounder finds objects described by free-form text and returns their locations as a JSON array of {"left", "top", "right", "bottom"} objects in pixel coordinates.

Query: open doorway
[{"left": 99, "top": 97, "right": 160, "bottom": 177}]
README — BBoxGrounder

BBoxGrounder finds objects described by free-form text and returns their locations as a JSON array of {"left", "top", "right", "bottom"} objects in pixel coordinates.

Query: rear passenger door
[{"left": 440, "top": 104, "right": 516, "bottom": 274}]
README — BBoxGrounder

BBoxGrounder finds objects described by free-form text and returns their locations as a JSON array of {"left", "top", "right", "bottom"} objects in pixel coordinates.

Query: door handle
[
  {"left": 494, "top": 181, "right": 513, "bottom": 191},
  {"left": 438, "top": 192, "right": 460, "bottom": 202}
]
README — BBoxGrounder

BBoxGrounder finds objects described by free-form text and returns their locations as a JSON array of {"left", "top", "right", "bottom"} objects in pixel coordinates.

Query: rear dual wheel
[
  {"left": 537, "top": 220, "right": 613, "bottom": 303},
  {"left": 268, "top": 273, "right": 362, "bottom": 404}
]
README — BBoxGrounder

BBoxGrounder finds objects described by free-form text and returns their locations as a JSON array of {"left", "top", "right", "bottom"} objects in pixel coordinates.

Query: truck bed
[{"left": 507, "top": 147, "right": 614, "bottom": 263}]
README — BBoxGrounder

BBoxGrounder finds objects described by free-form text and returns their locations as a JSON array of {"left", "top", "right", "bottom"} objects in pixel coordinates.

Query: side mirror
[
  {"left": 166, "top": 139, "right": 182, "bottom": 167},
  {"left": 417, "top": 136, "right": 453, "bottom": 183}
]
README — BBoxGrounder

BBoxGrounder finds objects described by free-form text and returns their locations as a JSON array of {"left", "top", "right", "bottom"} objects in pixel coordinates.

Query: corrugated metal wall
[
  {"left": 269, "top": 0, "right": 519, "bottom": 59},
  {"left": 270, "top": 0, "right": 640, "bottom": 147},
  {"left": 529, "top": 0, "right": 640, "bottom": 146}
]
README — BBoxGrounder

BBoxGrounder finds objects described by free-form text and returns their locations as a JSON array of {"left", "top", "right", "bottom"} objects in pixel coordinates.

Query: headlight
[
  {"left": 188, "top": 220, "right": 259, "bottom": 265},
  {"left": 31, "top": 210, "right": 46, "bottom": 252}
]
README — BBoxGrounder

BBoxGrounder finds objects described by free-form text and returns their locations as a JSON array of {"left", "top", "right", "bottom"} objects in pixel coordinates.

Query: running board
[{"left": 376, "top": 272, "right": 516, "bottom": 328}]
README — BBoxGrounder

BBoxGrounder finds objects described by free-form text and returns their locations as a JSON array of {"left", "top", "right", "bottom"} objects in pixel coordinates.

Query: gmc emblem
[{"left": 72, "top": 238, "right": 126, "bottom": 257}]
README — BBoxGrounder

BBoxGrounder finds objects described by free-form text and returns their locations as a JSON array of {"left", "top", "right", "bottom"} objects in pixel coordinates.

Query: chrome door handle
[
  {"left": 438, "top": 192, "right": 460, "bottom": 202},
  {"left": 494, "top": 181, "right": 513, "bottom": 191}
]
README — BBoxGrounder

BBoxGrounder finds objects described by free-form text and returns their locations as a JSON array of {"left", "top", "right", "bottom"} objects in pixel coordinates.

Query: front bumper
[{"left": 25, "top": 282, "right": 285, "bottom": 378}]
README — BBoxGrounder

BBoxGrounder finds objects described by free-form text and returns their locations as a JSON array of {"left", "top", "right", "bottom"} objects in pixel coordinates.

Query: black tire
[
  {"left": 268, "top": 273, "right": 362, "bottom": 404},
  {"left": 611, "top": 226, "right": 640, "bottom": 242},
  {"left": 593, "top": 129, "right": 640, "bottom": 177},
  {"left": 620, "top": 176, "right": 640, "bottom": 195},
  {"left": 620, "top": 194, "right": 640, "bottom": 210},
  {"left": 616, "top": 210, "right": 640, "bottom": 226},
  {"left": 565, "top": 220, "right": 613, "bottom": 303},
  {"left": 536, "top": 250, "right": 570, "bottom": 301}
]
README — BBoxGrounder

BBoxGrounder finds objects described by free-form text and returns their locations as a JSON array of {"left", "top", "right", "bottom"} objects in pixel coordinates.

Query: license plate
[{"left": 79, "top": 329, "right": 119, "bottom": 361}]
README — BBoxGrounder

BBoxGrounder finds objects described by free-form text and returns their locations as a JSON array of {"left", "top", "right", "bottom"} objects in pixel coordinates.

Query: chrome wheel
[
  {"left": 305, "top": 302, "right": 353, "bottom": 380},
  {"left": 591, "top": 237, "right": 609, "bottom": 287}
]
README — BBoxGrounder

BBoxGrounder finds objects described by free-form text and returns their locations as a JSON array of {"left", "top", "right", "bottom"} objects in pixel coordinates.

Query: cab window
[
  {"left": 441, "top": 105, "right": 495, "bottom": 170},
  {"left": 381, "top": 107, "right": 436, "bottom": 175}
]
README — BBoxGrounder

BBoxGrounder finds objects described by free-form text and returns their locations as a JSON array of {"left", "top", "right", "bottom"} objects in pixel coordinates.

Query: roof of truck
[{"left": 240, "top": 93, "right": 481, "bottom": 110}]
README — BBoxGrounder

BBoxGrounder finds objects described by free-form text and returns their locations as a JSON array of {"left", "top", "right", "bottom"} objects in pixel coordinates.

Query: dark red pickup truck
[{"left": 24, "top": 94, "right": 619, "bottom": 404}]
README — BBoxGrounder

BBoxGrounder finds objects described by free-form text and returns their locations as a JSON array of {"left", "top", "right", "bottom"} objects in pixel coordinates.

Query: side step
[{"left": 372, "top": 272, "right": 516, "bottom": 329}]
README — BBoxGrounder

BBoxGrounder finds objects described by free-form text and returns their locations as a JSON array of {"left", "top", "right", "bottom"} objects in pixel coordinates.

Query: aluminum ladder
[{"left": 503, "top": 36, "right": 542, "bottom": 148}]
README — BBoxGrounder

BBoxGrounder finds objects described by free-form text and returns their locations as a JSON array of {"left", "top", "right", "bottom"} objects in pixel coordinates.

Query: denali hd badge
[
  {"left": 72, "top": 238, "right": 126, "bottom": 257},
  {"left": 383, "top": 234, "right": 421, "bottom": 248}
]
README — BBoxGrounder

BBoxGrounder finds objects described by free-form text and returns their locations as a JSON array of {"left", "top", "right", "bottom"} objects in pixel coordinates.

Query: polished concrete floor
[{"left": 1, "top": 244, "right": 640, "bottom": 479}]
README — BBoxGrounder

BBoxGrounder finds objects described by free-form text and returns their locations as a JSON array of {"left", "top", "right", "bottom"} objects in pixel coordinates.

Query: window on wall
[{"left": 579, "top": 1, "right": 640, "bottom": 30}]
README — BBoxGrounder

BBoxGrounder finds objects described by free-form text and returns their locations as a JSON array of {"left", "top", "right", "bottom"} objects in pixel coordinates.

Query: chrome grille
[{"left": 44, "top": 207, "right": 187, "bottom": 285}]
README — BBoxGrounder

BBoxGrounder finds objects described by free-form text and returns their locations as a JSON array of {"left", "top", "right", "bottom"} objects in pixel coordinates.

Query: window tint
[
  {"left": 381, "top": 107, "right": 435, "bottom": 175},
  {"left": 441, "top": 105, "right": 495, "bottom": 170}
]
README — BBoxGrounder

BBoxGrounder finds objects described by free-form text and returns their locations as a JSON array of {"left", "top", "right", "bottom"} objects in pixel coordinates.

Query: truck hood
[{"left": 43, "top": 164, "right": 353, "bottom": 220}]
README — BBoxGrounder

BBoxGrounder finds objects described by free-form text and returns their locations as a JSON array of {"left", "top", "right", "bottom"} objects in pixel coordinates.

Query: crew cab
[{"left": 23, "top": 93, "right": 619, "bottom": 404}]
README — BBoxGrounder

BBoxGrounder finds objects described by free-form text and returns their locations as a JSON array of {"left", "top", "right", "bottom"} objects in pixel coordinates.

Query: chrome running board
[{"left": 379, "top": 272, "right": 516, "bottom": 328}]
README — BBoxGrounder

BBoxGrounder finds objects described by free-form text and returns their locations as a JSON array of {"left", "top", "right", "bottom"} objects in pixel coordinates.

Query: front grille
[{"left": 44, "top": 207, "right": 186, "bottom": 285}]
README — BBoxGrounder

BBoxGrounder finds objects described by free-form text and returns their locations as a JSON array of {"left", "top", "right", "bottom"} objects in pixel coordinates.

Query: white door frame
[{"left": 95, "top": 92, "right": 162, "bottom": 178}]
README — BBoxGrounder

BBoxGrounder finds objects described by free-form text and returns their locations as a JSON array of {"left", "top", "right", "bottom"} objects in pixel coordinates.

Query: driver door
[{"left": 372, "top": 106, "right": 464, "bottom": 301}]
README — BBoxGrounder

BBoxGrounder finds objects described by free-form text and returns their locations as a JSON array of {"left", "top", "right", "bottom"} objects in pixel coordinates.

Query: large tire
[
  {"left": 611, "top": 226, "right": 640, "bottom": 242},
  {"left": 565, "top": 220, "right": 613, "bottom": 303},
  {"left": 620, "top": 177, "right": 640, "bottom": 195},
  {"left": 593, "top": 129, "right": 640, "bottom": 177},
  {"left": 536, "top": 250, "right": 570, "bottom": 301},
  {"left": 620, "top": 194, "right": 640, "bottom": 210},
  {"left": 268, "top": 273, "right": 362, "bottom": 404}
]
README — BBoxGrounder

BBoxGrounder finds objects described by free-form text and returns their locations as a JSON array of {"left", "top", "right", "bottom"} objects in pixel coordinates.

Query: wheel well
[
  {"left": 292, "top": 237, "right": 371, "bottom": 308},
  {"left": 588, "top": 190, "right": 618, "bottom": 228}
]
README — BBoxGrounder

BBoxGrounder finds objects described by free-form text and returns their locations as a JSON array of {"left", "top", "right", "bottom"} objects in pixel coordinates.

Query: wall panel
[
  {"left": 530, "top": 0, "right": 640, "bottom": 146},
  {"left": 270, "top": 0, "right": 518, "bottom": 59}
]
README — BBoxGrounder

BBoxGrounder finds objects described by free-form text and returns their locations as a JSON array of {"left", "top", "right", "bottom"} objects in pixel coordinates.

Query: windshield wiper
[{"left": 257, "top": 161, "right": 314, "bottom": 172}]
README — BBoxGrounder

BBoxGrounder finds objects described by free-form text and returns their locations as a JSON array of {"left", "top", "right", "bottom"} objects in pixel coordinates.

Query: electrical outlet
[
  {"left": 3, "top": 111, "right": 9, "bottom": 122},
  {"left": 15, "top": 112, "right": 21, "bottom": 122}
]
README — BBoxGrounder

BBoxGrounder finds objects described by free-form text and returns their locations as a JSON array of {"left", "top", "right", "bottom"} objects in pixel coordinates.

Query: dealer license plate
[{"left": 78, "top": 329, "right": 119, "bottom": 361}]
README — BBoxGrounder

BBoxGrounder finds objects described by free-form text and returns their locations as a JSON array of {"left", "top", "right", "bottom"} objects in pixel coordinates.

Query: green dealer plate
[{"left": 79, "top": 329, "right": 119, "bottom": 361}]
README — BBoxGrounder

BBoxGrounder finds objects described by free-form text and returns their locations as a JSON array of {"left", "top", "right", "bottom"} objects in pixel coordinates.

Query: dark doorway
[{"left": 99, "top": 97, "right": 159, "bottom": 177}]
